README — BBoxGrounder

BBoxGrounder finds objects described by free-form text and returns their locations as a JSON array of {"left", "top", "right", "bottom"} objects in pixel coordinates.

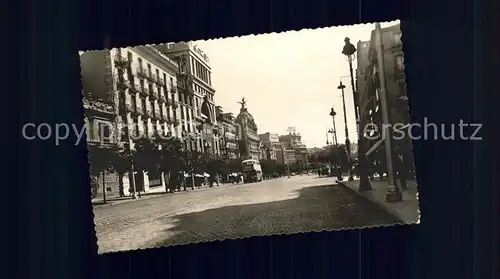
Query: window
[
  {"left": 127, "top": 51, "right": 133, "bottom": 61},
  {"left": 147, "top": 64, "right": 152, "bottom": 75},
  {"left": 395, "top": 55, "right": 405, "bottom": 71},
  {"left": 142, "top": 98, "right": 146, "bottom": 112},
  {"left": 98, "top": 122, "right": 112, "bottom": 143},
  {"left": 138, "top": 58, "right": 143, "bottom": 69}
]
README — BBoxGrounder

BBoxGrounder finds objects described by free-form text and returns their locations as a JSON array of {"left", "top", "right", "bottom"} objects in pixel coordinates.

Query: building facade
[
  {"left": 259, "top": 132, "right": 285, "bottom": 163},
  {"left": 279, "top": 132, "right": 308, "bottom": 167},
  {"left": 216, "top": 106, "right": 240, "bottom": 159},
  {"left": 157, "top": 42, "right": 221, "bottom": 156},
  {"left": 82, "top": 90, "right": 121, "bottom": 198},
  {"left": 234, "top": 99, "right": 261, "bottom": 160},
  {"left": 80, "top": 46, "right": 181, "bottom": 195},
  {"left": 356, "top": 23, "right": 412, "bottom": 166}
]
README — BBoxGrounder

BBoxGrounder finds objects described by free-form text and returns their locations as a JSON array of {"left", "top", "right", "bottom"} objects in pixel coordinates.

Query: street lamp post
[
  {"left": 329, "top": 108, "right": 339, "bottom": 146},
  {"left": 337, "top": 81, "right": 355, "bottom": 181},
  {"left": 342, "top": 37, "right": 372, "bottom": 192},
  {"left": 329, "top": 108, "right": 343, "bottom": 181}
]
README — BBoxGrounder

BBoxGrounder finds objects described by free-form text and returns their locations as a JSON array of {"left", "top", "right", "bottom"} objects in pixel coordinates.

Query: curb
[
  {"left": 92, "top": 183, "right": 242, "bottom": 208},
  {"left": 336, "top": 180, "right": 405, "bottom": 223}
]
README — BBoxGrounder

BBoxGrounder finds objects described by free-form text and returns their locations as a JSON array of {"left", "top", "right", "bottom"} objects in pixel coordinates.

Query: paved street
[{"left": 93, "top": 175, "right": 400, "bottom": 254}]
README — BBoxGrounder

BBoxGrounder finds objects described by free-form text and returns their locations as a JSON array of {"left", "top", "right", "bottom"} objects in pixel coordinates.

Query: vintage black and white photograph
[{"left": 80, "top": 20, "right": 419, "bottom": 254}]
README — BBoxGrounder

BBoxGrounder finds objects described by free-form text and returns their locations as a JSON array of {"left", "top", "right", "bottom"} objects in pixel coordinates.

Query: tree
[
  {"left": 109, "top": 150, "right": 133, "bottom": 197},
  {"left": 227, "top": 158, "right": 243, "bottom": 173},
  {"left": 154, "top": 135, "right": 185, "bottom": 193},
  {"left": 259, "top": 159, "right": 278, "bottom": 176},
  {"left": 87, "top": 145, "right": 116, "bottom": 203},
  {"left": 276, "top": 163, "right": 287, "bottom": 175},
  {"left": 326, "top": 145, "right": 349, "bottom": 168},
  {"left": 132, "top": 137, "right": 162, "bottom": 193}
]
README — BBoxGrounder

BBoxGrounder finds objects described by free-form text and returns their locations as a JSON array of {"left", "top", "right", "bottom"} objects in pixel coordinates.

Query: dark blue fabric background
[{"left": 11, "top": 0, "right": 497, "bottom": 278}]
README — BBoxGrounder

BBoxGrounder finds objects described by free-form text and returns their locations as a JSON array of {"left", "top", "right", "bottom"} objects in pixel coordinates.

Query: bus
[{"left": 241, "top": 159, "right": 263, "bottom": 183}]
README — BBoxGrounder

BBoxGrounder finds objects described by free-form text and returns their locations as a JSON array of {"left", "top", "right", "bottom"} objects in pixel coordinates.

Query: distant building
[
  {"left": 279, "top": 131, "right": 308, "bottom": 167},
  {"left": 235, "top": 98, "right": 261, "bottom": 160},
  {"left": 279, "top": 132, "right": 302, "bottom": 148},
  {"left": 259, "top": 132, "right": 285, "bottom": 163},
  {"left": 216, "top": 106, "right": 240, "bottom": 159}
]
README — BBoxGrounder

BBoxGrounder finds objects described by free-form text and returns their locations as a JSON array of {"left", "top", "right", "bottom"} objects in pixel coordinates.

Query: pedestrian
[
  {"left": 336, "top": 165, "right": 343, "bottom": 181},
  {"left": 317, "top": 168, "right": 321, "bottom": 177}
]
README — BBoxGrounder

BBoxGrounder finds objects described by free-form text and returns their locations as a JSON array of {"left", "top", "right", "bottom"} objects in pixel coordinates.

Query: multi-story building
[
  {"left": 258, "top": 132, "right": 285, "bottom": 163},
  {"left": 234, "top": 99, "right": 261, "bottom": 160},
  {"left": 274, "top": 142, "right": 285, "bottom": 165},
  {"left": 279, "top": 132, "right": 303, "bottom": 148},
  {"left": 80, "top": 46, "right": 181, "bottom": 194},
  {"left": 356, "top": 23, "right": 412, "bottom": 166},
  {"left": 157, "top": 42, "right": 221, "bottom": 156},
  {"left": 284, "top": 149, "right": 297, "bottom": 165},
  {"left": 279, "top": 131, "right": 308, "bottom": 167},
  {"left": 294, "top": 143, "right": 308, "bottom": 168},
  {"left": 215, "top": 106, "right": 240, "bottom": 159}
]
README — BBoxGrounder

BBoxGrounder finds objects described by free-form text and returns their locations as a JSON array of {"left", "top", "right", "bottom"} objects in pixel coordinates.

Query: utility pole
[
  {"left": 374, "top": 23, "right": 402, "bottom": 202},
  {"left": 338, "top": 82, "right": 355, "bottom": 181}
]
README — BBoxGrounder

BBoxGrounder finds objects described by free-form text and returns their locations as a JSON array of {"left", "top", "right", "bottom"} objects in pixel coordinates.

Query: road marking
[{"left": 365, "top": 138, "right": 384, "bottom": 156}]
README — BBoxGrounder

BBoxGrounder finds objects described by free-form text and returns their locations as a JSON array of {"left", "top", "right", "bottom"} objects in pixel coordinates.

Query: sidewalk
[
  {"left": 91, "top": 180, "right": 264, "bottom": 208},
  {"left": 338, "top": 179, "right": 420, "bottom": 224},
  {"left": 91, "top": 186, "right": 167, "bottom": 207}
]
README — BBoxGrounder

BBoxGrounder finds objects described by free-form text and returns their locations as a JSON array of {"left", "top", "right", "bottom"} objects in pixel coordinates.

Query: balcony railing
[
  {"left": 126, "top": 102, "right": 134, "bottom": 113},
  {"left": 130, "top": 83, "right": 141, "bottom": 94},
  {"left": 162, "top": 112, "right": 169, "bottom": 121},
  {"left": 172, "top": 101, "right": 179, "bottom": 108},
  {"left": 139, "top": 87, "right": 149, "bottom": 97},
  {"left": 116, "top": 79, "right": 130, "bottom": 91},
  {"left": 149, "top": 73, "right": 158, "bottom": 83},
  {"left": 176, "top": 80, "right": 185, "bottom": 90},
  {"left": 154, "top": 108, "right": 161, "bottom": 119},
  {"left": 83, "top": 96, "right": 116, "bottom": 114},
  {"left": 136, "top": 105, "right": 145, "bottom": 116},
  {"left": 137, "top": 68, "right": 149, "bottom": 79},
  {"left": 150, "top": 89, "right": 158, "bottom": 100},
  {"left": 157, "top": 77, "right": 166, "bottom": 86},
  {"left": 170, "top": 83, "right": 177, "bottom": 93},
  {"left": 145, "top": 107, "right": 153, "bottom": 118},
  {"left": 114, "top": 55, "right": 130, "bottom": 68},
  {"left": 158, "top": 93, "right": 166, "bottom": 103},
  {"left": 172, "top": 119, "right": 180, "bottom": 126}
]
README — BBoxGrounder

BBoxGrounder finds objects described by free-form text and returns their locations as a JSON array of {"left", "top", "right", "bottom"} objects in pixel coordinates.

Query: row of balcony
[
  {"left": 124, "top": 103, "right": 180, "bottom": 125},
  {"left": 117, "top": 79, "right": 181, "bottom": 107},
  {"left": 114, "top": 55, "right": 178, "bottom": 92}
]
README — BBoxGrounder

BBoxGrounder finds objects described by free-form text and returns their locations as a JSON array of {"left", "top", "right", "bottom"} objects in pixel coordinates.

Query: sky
[{"left": 195, "top": 21, "right": 400, "bottom": 148}]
